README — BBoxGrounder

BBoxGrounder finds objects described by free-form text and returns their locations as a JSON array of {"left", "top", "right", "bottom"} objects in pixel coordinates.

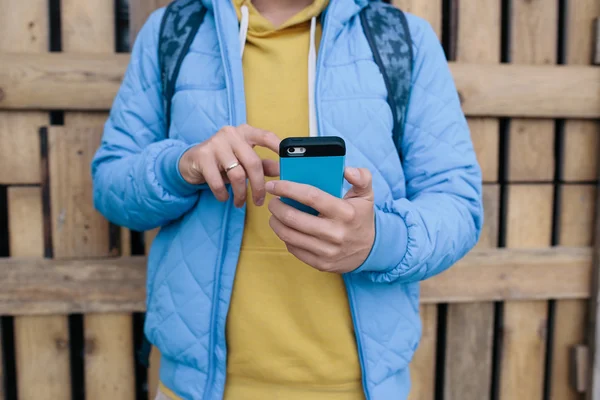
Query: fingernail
[
  {"left": 265, "top": 181, "right": 275, "bottom": 192},
  {"left": 257, "top": 196, "right": 265, "bottom": 206},
  {"left": 348, "top": 167, "right": 360, "bottom": 178}
]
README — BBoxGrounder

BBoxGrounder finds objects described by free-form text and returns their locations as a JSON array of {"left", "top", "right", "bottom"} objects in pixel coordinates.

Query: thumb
[{"left": 344, "top": 167, "right": 374, "bottom": 200}]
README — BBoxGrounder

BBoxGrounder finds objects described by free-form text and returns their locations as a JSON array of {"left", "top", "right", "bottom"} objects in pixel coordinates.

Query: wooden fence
[{"left": 0, "top": 0, "right": 599, "bottom": 399}]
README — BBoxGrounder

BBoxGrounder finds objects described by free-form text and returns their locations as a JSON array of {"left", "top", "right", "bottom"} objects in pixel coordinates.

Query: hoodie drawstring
[{"left": 238, "top": 5, "right": 318, "bottom": 137}]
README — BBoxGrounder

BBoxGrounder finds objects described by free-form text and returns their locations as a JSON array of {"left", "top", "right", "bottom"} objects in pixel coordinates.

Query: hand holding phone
[{"left": 266, "top": 146, "right": 376, "bottom": 274}]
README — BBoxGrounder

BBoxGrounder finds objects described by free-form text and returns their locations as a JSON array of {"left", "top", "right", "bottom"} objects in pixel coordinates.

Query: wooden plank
[
  {"left": 588, "top": 130, "right": 600, "bottom": 400},
  {"left": 476, "top": 184, "right": 500, "bottom": 249},
  {"left": 391, "top": 0, "right": 442, "bottom": 39},
  {"left": 559, "top": 185, "right": 597, "bottom": 247},
  {"left": 0, "top": 247, "right": 591, "bottom": 316},
  {"left": 0, "top": 319, "right": 3, "bottom": 400},
  {"left": 505, "top": 187, "right": 554, "bottom": 249},
  {"left": 507, "top": 0, "right": 557, "bottom": 182},
  {"left": 61, "top": 2, "right": 134, "bottom": 394},
  {"left": 595, "top": 18, "right": 600, "bottom": 66},
  {"left": 563, "top": 121, "right": 600, "bottom": 182},
  {"left": 8, "top": 187, "right": 71, "bottom": 400},
  {"left": 2, "top": 53, "right": 599, "bottom": 118},
  {"left": 48, "top": 128, "right": 134, "bottom": 400},
  {"left": 407, "top": 305, "right": 437, "bottom": 400},
  {"left": 456, "top": 1, "right": 501, "bottom": 184},
  {"left": 48, "top": 127, "right": 110, "bottom": 258},
  {"left": 0, "top": 0, "right": 47, "bottom": 185},
  {"left": 572, "top": 345, "right": 589, "bottom": 394},
  {"left": 0, "top": 2, "right": 70, "bottom": 399},
  {"left": 444, "top": 3, "right": 500, "bottom": 397},
  {"left": 563, "top": 1, "right": 600, "bottom": 181},
  {"left": 552, "top": 301, "right": 586, "bottom": 400},
  {"left": 129, "top": 0, "right": 171, "bottom": 45},
  {"left": 501, "top": 184, "right": 554, "bottom": 399},
  {"left": 500, "top": 301, "right": 548, "bottom": 400},
  {"left": 556, "top": 2, "right": 599, "bottom": 397},
  {"left": 148, "top": 344, "right": 162, "bottom": 400}
]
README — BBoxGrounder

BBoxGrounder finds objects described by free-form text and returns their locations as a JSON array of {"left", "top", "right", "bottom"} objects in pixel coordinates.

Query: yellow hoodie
[
  {"left": 225, "top": 1, "right": 363, "bottom": 399},
  {"left": 159, "top": 1, "right": 363, "bottom": 399}
]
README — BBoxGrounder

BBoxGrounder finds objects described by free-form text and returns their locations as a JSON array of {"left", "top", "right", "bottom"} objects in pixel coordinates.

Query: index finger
[
  {"left": 239, "top": 125, "right": 281, "bottom": 154},
  {"left": 265, "top": 180, "right": 354, "bottom": 220}
]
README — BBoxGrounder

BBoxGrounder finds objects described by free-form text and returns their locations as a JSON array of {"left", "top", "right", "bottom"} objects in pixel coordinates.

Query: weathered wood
[
  {"left": 595, "top": 18, "right": 600, "bottom": 66},
  {"left": 0, "top": 2, "right": 71, "bottom": 399},
  {"left": 61, "top": 0, "right": 114, "bottom": 54},
  {"left": 407, "top": 305, "right": 437, "bottom": 400},
  {"left": 391, "top": 0, "right": 442, "bottom": 38},
  {"left": 506, "top": 185, "right": 554, "bottom": 247},
  {"left": 572, "top": 345, "right": 589, "bottom": 394},
  {"left": 48, "top": 129, "right": 133, "bottom": 400},
  {"left": 560, "top": 185, "right": 597, "bottom": 247},
  {"left": 553, "top": 186, "right": 594, "bottom": 400},
  {"left": 500, "top": 301, "right": 548, "bottom": 400},
  {"left": 456, "top": 1, "right": 500, "bottom": 184},
  {"left": 0, "top": 1, "right": 48, "bottom": 183},
  {"left": 129, "top": 0, "right": 172, "bottom": 45},
  {"left": 502, "top": 186, "right": 554, "bottom": 398},
  {"left": 0, "top": 319, "right": 3, "bottom": 399},
  {"left": 8, "top": 187, "right": 71, "bottom": 400},
  {"left": 1, "top": 53, "right": 599, "bottom": 118},
  {"left": 0, "top": 247, "right": 591, "bottom": 316},
  {"left": 507, "top": 0, "right": 557, "bottom": 182},
  {"left": 556, "top": 1, "right": 599, "bottom": 396},
  {"left": 48, "top": 126, "right": 110, "bottom": 258},
  {"left": 587, "top": 101, "right": 600, "bottom": 400},
  {"left": 148, "top": 346, "right": 162, "bottom": 400},
  {"left": 552, "top": 301, "right": 587, "bottom": 400},
  {"left": 563, "top": 1, "right": 600, "bottom": 182},
  {"left": 476, "top": 184, "right": 500, "bottom": 249},
  {"left": 444, "top": 2, "right": 500, "bottom": 396}
]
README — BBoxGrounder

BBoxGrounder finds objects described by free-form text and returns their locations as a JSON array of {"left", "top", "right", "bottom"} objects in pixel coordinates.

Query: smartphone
[{"left": 279, "top": 136, "right": 346, "bottom": 215}]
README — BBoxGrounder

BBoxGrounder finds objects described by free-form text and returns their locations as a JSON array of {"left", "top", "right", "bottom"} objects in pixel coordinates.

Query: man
[{"left": 91, "top": 0, "right": 483, "bottom": 398}]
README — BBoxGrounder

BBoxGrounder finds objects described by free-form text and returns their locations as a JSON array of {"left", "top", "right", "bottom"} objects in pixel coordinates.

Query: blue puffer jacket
[{"left": 91, "top": 0, "right": 483, "bottom": 398}]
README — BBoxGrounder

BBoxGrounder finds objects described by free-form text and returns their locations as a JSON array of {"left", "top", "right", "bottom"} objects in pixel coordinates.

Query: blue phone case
[{"left": 279, "top": 137, "right": 345, "bottom": 215}]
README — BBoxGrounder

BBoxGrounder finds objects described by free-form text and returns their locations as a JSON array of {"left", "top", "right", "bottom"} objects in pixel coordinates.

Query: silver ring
[{"left": 225, "top": 161, "right": 240, "bottom": 173}]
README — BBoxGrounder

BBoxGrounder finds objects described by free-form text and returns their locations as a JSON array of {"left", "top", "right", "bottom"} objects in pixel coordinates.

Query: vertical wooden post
[
  {"left": 444, "top": 2, "right": 500, "bottom": 399},
  {"left": 554, "top": 2, "right": 600, "bottom": 400},
  {"left": 59, "top": 2, "right": 135, "bottom": 399},
  {"left": 0, "top": 0, "right": 47, "bottom": 185},
  {"left": 0, "top": 1, "right": 72, "bottom": 400},
  {"left": 500, "top": 1, "right": 558, "bottom": 399},
  {"left": 391, "top": 2, "right": 442, "bottom": 399},
  {"left": 0, "top": 319, "right": 4, "bottom": 399},
  {"left": 589, "top": 151, "right": 600, "bottom": 400},
  {"left": 8, "top": 187, "right": 71, "bottom": 400}
]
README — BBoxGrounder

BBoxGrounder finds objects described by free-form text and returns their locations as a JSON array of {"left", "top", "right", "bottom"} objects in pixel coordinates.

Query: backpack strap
[
  {"left": 158, "top": 0, "right": 206, "bottom": 133},
  {"left": 359, "top": 2, "right": 413, "bottom": 162}
]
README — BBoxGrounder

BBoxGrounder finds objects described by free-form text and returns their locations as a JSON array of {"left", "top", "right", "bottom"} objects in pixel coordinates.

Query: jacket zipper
[
  {"left": 343, "top": 275, "right": 371, "bottom": 400},
  {"left": 315, "top": 3, "right": 371, "bottom": 400},
  {"left": 202, "top": 0, "right": 239, "bottom": 398}
]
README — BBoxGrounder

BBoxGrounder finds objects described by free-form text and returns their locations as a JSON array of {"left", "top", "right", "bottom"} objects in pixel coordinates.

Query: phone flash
[{"left": 287, "top": 147, "right": 306, "bottom": 155}]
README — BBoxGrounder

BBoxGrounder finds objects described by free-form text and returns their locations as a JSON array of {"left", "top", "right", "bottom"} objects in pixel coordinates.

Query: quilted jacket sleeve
[
  {"left": 354, "top": 18, "right": 483, "bottom": 283},
  {"left": 91, "top": 9, "right": 205, "bottom": 232}
]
